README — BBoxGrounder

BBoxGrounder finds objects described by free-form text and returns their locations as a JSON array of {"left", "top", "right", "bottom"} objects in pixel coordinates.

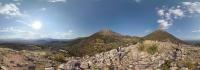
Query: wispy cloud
[
  {"left": 0, "top": 3, "right": 23, "bottom": 18},
  {"left": 0, "top": 27, "right": 26, "bottom": 33},
  {"left": 53, "top": 30, "right": 74, "bottom": 39},
  {"left": 0, "top": 27, "right": 37, "bottom": 39},
  {"left": 157, "top": 1, "right": 200, "bottom": 30},
  {"left": 157, "top": 19, "right": 172, "bottom": 30},
  {"left": 134, "top": 0, "right": 141, "bottom": 3},
  {"left": 157, "top": 7, "right": 184, "bottom": 30},
  {"left": 40, "top": 8, "right": 47, "bottom": 11},
  {"left": 192, "top": 30, "right": 200, "bottom": 33},
  {"left": 0, "top": 27, "right": 74, "bottom": 39},
  {"left": 192, "top": 28, "right": 200, "bottom": 33},
  {"left": 182, "top": 2, "right": 200, "bottom": 14}
]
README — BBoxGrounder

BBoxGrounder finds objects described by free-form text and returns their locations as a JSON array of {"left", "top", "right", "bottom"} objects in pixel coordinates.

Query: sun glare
[{"left": 31, "top": 21, "right": 42, "bottom": 30}]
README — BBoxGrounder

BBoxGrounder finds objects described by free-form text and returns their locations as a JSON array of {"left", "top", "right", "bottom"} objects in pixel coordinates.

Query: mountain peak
[
  {"left": 154, "top": 29, "right": 168, "bottom": 32},
  {"left": 144, "top": 30, "right": 186, "bottom": 44},
  {"left": 94, "top": 29, "right": 121, "bottom": 36}
]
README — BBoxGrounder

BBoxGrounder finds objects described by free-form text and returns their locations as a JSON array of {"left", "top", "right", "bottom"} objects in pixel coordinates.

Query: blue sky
[{"left": 0, "top": 0, "right": 200, "bottom": 40}]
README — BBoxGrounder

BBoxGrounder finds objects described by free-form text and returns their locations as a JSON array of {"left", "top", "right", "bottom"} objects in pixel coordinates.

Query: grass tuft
[{"left": 146, "top": 44, "right": 158, "bottom": 55}]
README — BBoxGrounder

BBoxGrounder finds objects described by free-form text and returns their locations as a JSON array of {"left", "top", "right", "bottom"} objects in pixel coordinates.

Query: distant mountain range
[
  {"left": 0, "top": 29, "right": 191, "bottom": 56},
  {"left": 0, "top": 38, "right": 56, "bottom": 45}
]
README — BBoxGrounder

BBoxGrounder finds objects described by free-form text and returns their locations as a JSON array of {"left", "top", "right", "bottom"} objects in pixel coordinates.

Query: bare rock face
[{"left": 0, "top": 66, "right": 8, "bottom": 70}]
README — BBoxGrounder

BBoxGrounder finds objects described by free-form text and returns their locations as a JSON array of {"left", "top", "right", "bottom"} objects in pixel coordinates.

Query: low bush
[
  {"left": 181, "top": 60, "right": 198, "bottom": 70},
  {"left": 147, "top": 44, "right": 158, "bottom": 55},
  {"left": 138, "top": 43, "right": 145, "bottom": 51},
  {"left": 51, "top": 53, "right": 66, "bottom": 63},
  {"left": 161, "top": 60, "right": 172, "bottom": 70}
]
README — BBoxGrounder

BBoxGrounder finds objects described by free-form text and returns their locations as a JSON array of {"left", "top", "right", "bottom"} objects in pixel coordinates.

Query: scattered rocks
[
  {"left": 0, "top": 66, "right": 8, "bottom": 70},
  {"left": 0, "top": 41, "right": 200, "bottom": 70},
  {"left": 45, "top": 67, "right": 55, "bottom": 70}
]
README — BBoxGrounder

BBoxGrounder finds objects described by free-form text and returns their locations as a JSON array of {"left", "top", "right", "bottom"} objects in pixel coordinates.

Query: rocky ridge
[{"left": 53, "top": 40, "right": 200, "bottom": 70}]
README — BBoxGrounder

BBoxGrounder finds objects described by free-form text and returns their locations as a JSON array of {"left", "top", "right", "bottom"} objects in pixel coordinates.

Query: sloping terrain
[
  {"left": 144, "top": 30, "right": 186, "bottom": 44},
  {"left": 65, "top": 29, "right": 140, "bottom": 56},
  {"left": 1, "top": 30, "right": 198, "bottom": 70},
  {"left": 59, "top": 41, "right": 200, "bottom": 70}
]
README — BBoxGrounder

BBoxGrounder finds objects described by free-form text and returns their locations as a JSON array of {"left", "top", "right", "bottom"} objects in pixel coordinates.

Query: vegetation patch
[
  {"left": 138, "top": 43, "right": 145, "bottom": 51},
  {"left": 146, "top": 44, "right": 158, "bottom": 55},
  {"left": 179, "top": 59, "right": 198, "bottom": 70},
  {"left": 161, "top": 60, "right": 172, "bottom": 70},
  {"left": 137, "top": 42, "right": 158, "bottom": 55},
  {"left": 50, "top": 53, "right": 66, "bottom": 63}
]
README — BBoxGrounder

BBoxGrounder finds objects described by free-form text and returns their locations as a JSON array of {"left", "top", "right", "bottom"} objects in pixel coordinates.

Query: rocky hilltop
[
  {"left": 0, "top": 40, "right": 200, "bottom": 70},
  {"left": 55, "top": 41, "right": 200, "bottom": 70},
  {"left": 0, "top": 30, "right": 200, "bottom": 70}
]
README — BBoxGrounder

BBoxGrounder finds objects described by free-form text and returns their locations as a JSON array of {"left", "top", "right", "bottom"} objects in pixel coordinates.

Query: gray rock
[
  {"left": 45, "top": 67, "right": 55, "bottom": 70},
  {"left": 0, "top": 66, "right": 8, "bottom": 70}
]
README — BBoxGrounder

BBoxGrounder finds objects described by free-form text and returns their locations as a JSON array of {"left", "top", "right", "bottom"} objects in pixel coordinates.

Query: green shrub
[
  {"left": 161, "top": 60, "right": 172, "bottom": 70},
  {"left": 181, "top": 60, "right": 198, "bottom": 70},
  {"left": 147, "top": 44, "right": 158, "bottom": 55},
  {"left": 138, "top": 43, "right": 145, "bottom": 51},
  {"left": 52, "top": 53, "right": 66, "bottom": 63}
]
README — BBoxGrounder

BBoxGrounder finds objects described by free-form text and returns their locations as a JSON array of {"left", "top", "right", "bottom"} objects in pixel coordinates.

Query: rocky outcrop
[{"left": 58, "top": 41, "right": 200, "bottom": 70}]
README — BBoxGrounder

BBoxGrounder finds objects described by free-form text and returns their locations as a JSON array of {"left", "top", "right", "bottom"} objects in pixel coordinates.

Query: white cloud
[
  {"left": 0, "top": 27, "right": 26, "bottom": 33},
  {"left": 157, "top": 19, "right": 172, "bottom": 30},
  {"left": 158, "top": 9, "right": 165, "bottom": 16},
  {"left": 13, "top": 0, "right": 23, "bottom": 5},
  {"left": 157, "top": 2, "right": 200, "bottom": 30},
  {"left": 169, "top": 8, "right": 184, "bottom": 18},
  {"left": 0, "top": 3, "right": 23, "bottom": 18},
  {"left": 183, "top": 2, "right": 200, "bottom": 14},
  {"left": 47, "top": 0, "right": 66, "bottom": 3},
  {"left": 156, "top": 1, "right": 200, "bottom": 30},
  {"left": 157, "top": 7, "right": 184, "bottom": 30},
  {"left": 157, "top": 2, "right": 190, "bottom": 30},
  {"left": 192, "top": 28, "right": 200, "bottom": 33}
]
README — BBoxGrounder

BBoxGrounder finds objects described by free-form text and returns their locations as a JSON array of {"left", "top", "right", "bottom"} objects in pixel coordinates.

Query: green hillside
[
  {"left": 144, "top": 30, "right": 186, "bottom": 44},
  {"left": 66, "top": 29, "right": 140, "bottom": 56}
]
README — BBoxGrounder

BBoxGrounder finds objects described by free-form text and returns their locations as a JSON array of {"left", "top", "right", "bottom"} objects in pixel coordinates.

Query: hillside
[
  {"left": 0, "top": 30, "right": 200, "bottom": 70},
  {"left": 0, "top": 29, "right": 187, "bottom": 57},
  {"left": 65, "top": 29, "right": 140, "bottom": 56},
  {"left": 144, "top": 30, "right": 186, "bottom": 44},
  {"left": 62, "top": 41, "right": 200, "bottom": 70},
  {"left": 1, "top": 40, "right": 200, "bottom": 70}
]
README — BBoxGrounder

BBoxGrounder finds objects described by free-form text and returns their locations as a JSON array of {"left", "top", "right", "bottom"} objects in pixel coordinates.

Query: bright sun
[{"left": 31, "top": 21, "right": 42, "bottom": 30}]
